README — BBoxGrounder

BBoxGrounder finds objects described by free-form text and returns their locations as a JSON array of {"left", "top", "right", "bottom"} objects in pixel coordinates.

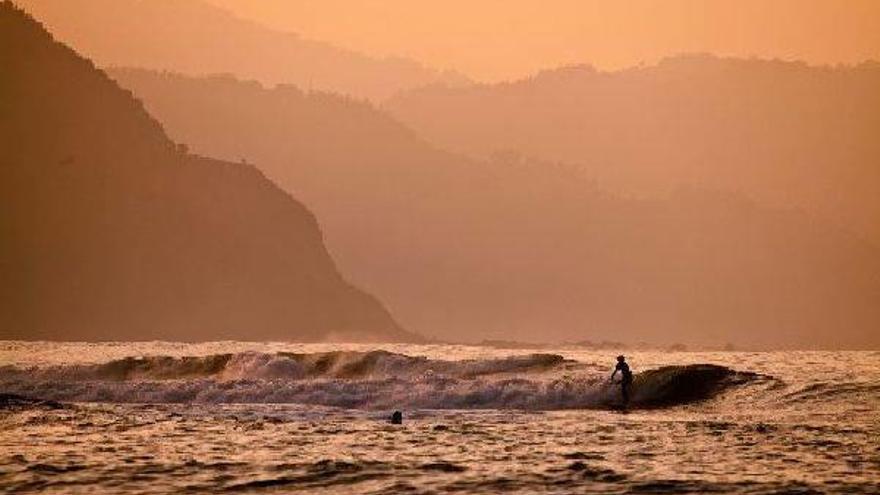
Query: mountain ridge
[
  {"left": 0, "top": 1, "right": 416, "bottom": 343},
  {"left": 106, "top": 67, "right": 880, "bottom": 349},
  {"left": 385, "top": 53, "right": 880, "bottom": 246},
  {"left": 14, "top": 0, "right": 471, "bottom": 102}
]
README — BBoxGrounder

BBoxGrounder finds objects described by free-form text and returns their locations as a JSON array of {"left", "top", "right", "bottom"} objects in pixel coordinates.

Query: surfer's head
[{"left": 617, "top": 355, "right": 626, "bottom": 362}]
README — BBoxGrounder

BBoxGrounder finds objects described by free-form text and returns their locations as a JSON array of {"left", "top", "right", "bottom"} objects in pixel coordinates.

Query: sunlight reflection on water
[{"left": 0, "top": 342, "right": 877, "bottom": 494}]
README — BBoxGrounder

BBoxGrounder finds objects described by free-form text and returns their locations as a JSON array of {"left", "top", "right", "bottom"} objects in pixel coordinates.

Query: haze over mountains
[
  {"left": 203, "top": 0, "right": 880, "bottom": 82},
  {"left": 15, "top": 0, "right": 469, "bottom": 101},
  {"left": 386, "top": 57, "right": 880, "bottom": 245},
  {"left": 0, "top": 2, "right": 411, "bottom": 342},
  {"left": 107, "top": 68, "right": 880, "bottom": 349},
  {"left": 6, "top": 1, "right": 880, "bottom": 349}
]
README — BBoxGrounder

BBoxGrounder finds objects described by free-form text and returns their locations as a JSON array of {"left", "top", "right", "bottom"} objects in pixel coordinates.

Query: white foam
[{"left": 0, "top": 351, "right": 754, "bottom": 410}]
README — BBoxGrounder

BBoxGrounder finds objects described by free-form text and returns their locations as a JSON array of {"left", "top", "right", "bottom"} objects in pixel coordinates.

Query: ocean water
[{"left": 0, "top": 342, "right": 877, "bottom": 494}]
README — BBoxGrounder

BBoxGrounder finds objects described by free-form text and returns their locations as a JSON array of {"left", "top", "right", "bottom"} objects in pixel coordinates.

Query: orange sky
[{"left": 206, "top": 0, "right": 880, "bottom": 81}]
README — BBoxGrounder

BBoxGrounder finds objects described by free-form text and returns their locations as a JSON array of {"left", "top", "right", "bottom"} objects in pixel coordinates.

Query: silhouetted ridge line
[
  {"left": 14, "top": 0, "right": 472, "bottom": 101},
  {"left": 0, "top": 1, "right": 417, "bottom": 343},
  {"left": 385, "top": 53, "right": 880, "bottom": 245},
  {"left": 107, "top": 67, "right": 880, "bottom": 349}
]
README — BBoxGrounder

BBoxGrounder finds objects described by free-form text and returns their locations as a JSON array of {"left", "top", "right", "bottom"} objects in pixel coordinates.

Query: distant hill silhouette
[
  {"left": 0, "top": 2, "right": 413, "bottom": 342},
  {"left": 15, "top": 0, "right": 469, "bottom": 102},
  {"left": 108, "top": 68, "right": 880, "bottom": 349},
  {"left": 386, "top": 55, "right": 880, "bottom": 245}
]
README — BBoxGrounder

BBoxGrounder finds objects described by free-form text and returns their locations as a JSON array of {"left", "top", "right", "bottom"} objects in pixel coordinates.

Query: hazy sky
[{"left": 206, "top": 0, "right": 880, "bottom": 81}]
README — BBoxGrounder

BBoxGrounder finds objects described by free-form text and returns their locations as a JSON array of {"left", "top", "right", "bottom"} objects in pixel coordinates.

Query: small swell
[
  {"left": 780, "top": 381, "right": 880, "bottom": 404},
  {"left": 0, "top": 352, "right": 758, "bottom": 410},
  {"left": 0, "top": 393, "right": 66, "bottom": 411}
]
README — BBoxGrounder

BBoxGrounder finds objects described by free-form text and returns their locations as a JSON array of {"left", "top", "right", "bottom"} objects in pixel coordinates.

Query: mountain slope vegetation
[
  {"left": 108, "top": 68, "right": 880, "bottom": 349},
  {"left": 0, "top": 2, "right": 411, "bottom": 342},
  {"left": 386, "top": 56, "right": 880, "bottom": 245}
]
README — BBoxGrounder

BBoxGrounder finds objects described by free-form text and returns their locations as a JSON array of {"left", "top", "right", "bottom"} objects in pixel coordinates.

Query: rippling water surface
[{"left": 0, "top": 342, "right": 878, "bottom": 494}]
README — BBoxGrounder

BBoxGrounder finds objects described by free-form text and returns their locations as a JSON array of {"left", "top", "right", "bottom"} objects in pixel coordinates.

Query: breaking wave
[{"left": 0, "top": 351, "right": 760, "bottom": 410}]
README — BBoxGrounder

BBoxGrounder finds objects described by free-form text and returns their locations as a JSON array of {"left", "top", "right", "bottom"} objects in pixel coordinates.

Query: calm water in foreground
[{"left": 0, "top": 342, "right": 878, "bottom": 494}]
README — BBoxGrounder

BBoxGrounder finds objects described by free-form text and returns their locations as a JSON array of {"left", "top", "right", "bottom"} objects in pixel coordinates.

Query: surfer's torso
[{"left": 616, "top": 361, "right": 633, "bottom": 383}]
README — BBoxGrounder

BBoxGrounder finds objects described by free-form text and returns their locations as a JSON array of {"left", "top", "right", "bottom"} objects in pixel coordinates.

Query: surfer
[{"left": 610, "top": 355, "right": 633, "bottom": 409}]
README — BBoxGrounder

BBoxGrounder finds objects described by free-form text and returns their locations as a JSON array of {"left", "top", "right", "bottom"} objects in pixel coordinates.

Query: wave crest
[{"left": 0, "top": 351, "right": 757, "bottom": 410}]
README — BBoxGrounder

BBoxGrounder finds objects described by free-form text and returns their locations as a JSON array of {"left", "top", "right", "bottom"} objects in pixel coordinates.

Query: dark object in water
[
  {"left": 755, "top": 423, "right": 776, "bottom": 434},
  {"left": 421, "top": 462, "right": 467, "bottom": 473},
  {"left": 390, "top": 411, "right": 403, "bottom": 424}
]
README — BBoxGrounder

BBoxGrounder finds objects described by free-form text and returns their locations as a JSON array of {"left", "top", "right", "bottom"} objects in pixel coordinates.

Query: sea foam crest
[{"left": 0, "top": 351, "right": 757, "bottom": 410}]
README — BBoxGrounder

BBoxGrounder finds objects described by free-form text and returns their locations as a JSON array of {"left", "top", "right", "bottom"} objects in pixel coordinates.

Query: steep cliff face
[
  {"left": 106, "top": 69, "right": 880, "bottom": 349},
  {"left": 0, "top": 2, "right": 413, "bottom": 342}
]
